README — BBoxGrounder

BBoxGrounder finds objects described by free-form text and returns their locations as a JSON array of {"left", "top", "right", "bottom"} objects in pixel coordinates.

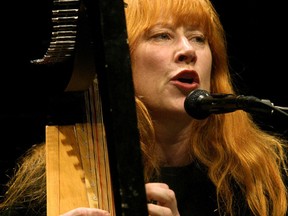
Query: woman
[{"left": 1, "top": 0, "right": 287, "bottom": 215}]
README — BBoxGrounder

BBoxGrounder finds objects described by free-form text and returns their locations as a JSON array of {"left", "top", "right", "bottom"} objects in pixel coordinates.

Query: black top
[
  {"left": 3, "top": 162, "right": 287, "bottom": 215},
  {"left": 156, "top": 162, "right": 252, "bottom": 216}
]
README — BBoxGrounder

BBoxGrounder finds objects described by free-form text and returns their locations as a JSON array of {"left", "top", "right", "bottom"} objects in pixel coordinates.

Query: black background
[{"left": 0, "top": 0, "right": 287, "bottom": 196}]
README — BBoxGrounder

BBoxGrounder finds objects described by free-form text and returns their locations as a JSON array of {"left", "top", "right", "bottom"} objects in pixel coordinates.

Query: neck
[{"left": 153, "top": 113, "right": 194, "bottom": 166}]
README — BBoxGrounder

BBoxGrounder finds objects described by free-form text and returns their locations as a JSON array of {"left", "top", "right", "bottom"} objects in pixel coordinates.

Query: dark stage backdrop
[
  {"left": 212, "top": 0, "right": 288, "bottom": 134},
  {"left": 0, "top": 0, "right": 287, "bottom": 196}
]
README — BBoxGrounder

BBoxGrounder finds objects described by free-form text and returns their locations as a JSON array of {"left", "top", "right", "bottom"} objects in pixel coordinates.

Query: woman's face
[{"left": 132, "top": 20, "right": 212, "bottom": 118}]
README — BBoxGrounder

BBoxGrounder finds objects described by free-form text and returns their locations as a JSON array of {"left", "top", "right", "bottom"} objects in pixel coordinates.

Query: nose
[{"left": 175, "top": 38, "right": 196, "bottom": 64}]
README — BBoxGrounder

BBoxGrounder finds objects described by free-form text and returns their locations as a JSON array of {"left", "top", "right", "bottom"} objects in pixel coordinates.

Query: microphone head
[{"left": 184, "top": 89, "right": 211, "bottom": 119}]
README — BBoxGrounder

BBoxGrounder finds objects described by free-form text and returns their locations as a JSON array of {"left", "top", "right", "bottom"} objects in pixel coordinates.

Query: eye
[
  {"left": 192, "top": 35, "right": 206, "bottom": 43},
  {"left": 188, "top": 33, "right": 207, "bottom": 45},
  {"left": 152, "top": 32, "right": 171, "bottom": 41}
]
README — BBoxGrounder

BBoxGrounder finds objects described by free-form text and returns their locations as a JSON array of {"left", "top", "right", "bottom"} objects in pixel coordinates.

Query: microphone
[{"left": 184, "top": 89, "right": 275, "bottom": 120}]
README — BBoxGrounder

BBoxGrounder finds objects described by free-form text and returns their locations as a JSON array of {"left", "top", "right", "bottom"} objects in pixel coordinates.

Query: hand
[
  {"left": 145, "top": 183, "right": 180, "bottom": 216},
  {"left": 60, "top": 207, "right": 110, "bottom": 216}
]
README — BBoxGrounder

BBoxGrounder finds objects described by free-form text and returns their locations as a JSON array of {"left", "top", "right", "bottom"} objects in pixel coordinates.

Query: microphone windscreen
[{"left": 184, "top": 89, "right": 210, "bottom": 119}]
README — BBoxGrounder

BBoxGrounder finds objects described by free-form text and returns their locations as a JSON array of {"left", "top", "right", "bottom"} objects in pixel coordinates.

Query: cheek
[
  {"left": 199, "top": 50, "right": 213, "bottom": 89},
  {"left": 134, "top": 46, "right": 166, "bottom": 72},
  {"left": 132, "top": 46, "right": 166, "bottom": 86}
]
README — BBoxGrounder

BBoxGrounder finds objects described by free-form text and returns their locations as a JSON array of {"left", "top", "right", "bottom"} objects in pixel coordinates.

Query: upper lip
[{"left": 171, "top": 70, "right": 200, "bottom": 84}]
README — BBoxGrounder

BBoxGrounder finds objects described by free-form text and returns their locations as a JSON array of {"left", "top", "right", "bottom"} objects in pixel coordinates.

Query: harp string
[
  {"left": 75, "top": 76, "right": 115, "bottom": 215},
  {"left": 45, "top": 0, "right": 149, "bottom": 213},
  {"left": 46, "top": 76, "right": 116, "bottom": 216}
]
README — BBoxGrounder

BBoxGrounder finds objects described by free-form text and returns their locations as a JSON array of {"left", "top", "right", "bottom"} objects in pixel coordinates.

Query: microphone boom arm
[{"left": 184, "top": 89, "right": 288, "bottom": 120}]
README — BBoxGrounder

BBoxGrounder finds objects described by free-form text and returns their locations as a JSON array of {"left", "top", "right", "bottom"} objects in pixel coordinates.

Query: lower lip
[{"left": 171, "top": 80, "right": 199, "bottom": 92}]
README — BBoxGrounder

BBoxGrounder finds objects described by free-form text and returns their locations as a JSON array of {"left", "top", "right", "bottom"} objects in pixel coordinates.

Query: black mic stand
[
  {"left": 249, "top": 100, "right": 288, "bottom": 138},
  {"left": 260, "top": 101, "right": 288, "bottom": 118},
  {"left": 184, "top": 90, "right": 288, "bottom": 137}
]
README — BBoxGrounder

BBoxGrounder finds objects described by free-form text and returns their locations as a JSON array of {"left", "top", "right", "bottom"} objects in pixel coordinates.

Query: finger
[
  {"left": 147, "top": 203, "right": 173, "bottom": 216},
  {"left": 60, "top": 207, "right": 110, "bottom": 216},
  {"left": 145, "top": 183, "right": 174, "bottom": 205},
  {"left": 145, "top": 183, "right": 169, "bottom": 201},
  {"left": 146, "top": 182, "right": 169, "bottom": 189},
  {"left": 145, "top": 183, "right": 179, "bottom": 216}
]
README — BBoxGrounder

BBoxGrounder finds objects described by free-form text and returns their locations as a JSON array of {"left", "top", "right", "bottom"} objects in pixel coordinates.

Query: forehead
[{"left": 139, "top": 1, "right": 212, "bottom": 34}]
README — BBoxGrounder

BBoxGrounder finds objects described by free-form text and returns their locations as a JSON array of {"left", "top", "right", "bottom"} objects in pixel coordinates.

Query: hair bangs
[
  {"left": 125, "top": 0, "right": 217, "bottom": 58},
  {"left": 170, "top": 0, "right": 214, "bottom": 37}
]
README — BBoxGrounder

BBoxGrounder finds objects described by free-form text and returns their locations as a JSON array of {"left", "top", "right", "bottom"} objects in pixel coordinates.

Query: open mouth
[
  {"left": 177, "top": 77, "right": 194, "bottom": 84},
  {"left": 171, "top": 70, "right": 199, "bottom": 92},
  {"left": 173, "top": 70, "right": 199, "bottom": 84}
]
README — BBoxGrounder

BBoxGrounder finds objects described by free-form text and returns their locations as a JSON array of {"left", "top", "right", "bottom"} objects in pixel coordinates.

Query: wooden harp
[{"left": 33, "top": 0, "right": 148, "bottom": 215}]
